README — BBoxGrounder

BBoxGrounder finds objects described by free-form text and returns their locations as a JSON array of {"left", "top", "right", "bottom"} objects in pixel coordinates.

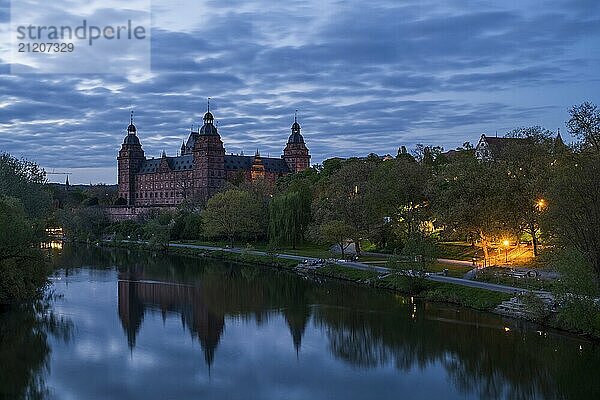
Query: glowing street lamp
[
  {"left": 536, "top": 198, "right": 547, "bottom": 211},
  {"left": 503, "top": 240, "right": 510, "bottom": 263}
]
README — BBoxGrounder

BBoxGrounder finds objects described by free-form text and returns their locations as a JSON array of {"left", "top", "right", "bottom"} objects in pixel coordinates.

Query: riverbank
[
  {"left": 101, "top": 240, "right": 513, "bottom": 311},
  {"left": 98, "top": 239, "right": 598, "bottom": 340}
]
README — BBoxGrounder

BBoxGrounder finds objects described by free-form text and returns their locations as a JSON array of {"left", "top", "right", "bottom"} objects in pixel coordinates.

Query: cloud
[{"left": 0, "top": 0, "right": 598, "bottom": 183}]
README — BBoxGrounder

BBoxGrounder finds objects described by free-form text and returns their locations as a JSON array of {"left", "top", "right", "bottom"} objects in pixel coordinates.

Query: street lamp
[
  {"left": 536, "top": 198, "right": 547, "bottom": 211},
  {"left": 503, "top": 240, "right": 510, "bottom": 263}
]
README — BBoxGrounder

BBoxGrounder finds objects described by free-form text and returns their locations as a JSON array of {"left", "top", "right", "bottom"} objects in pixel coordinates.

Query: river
[{"left": 1, "top": 244, "right": 598, "bottom": 399}]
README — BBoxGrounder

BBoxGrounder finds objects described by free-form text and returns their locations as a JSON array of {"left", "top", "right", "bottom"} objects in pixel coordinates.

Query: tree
[
  {"left": 57, "top": 206, "right": 109, "bottom": 242},
  {"left": 317, "top": 220, "right": 352, "bottom": 258},
  {"left": 545, "top": 151, "right": 600, "bottom": 283},
  {"left": 0, "top": 153, "right": 50, "bottom": 218},
  {"left": 372, "top": 158, "right": 430, "bottom": 250},
  {"left": 269, "top": 191, "right": 311, "bottom": 249},
  {"left": 500, "top": 127, "right": 556, "bottom": 256},
  {"left": 312, "top": 160, "right": 380, "bottom": 256},
  {"left": 567, "top": 102, "right": 600, "bottom": 153},
  {"left": 202, "top": 189, "right": 265, "bottom": 244},
  {"left": 144, "top": 218, "right": 172, "bottom": 251},
  {"left": 0, "top": 196, "right": 49, "bottom": 305},
  {"left": 430, "top": 156, "right": 512, "bottom": 265},
  {"left": 386, "top": 234, "right": 437, "bottom": 293}
]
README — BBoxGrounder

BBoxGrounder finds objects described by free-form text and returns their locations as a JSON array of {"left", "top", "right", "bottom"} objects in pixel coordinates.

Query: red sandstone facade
[{"left": 117, "top": 108, "right": 310, "bottom": 206}]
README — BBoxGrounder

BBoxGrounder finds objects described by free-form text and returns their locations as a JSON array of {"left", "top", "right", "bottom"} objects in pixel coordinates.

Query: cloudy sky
[{"left": 0, "top": 0, "right": 599, "bottom": 184}]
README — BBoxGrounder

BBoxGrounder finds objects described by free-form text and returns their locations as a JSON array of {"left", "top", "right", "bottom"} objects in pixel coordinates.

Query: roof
[
  {"left": 123, "top": 134, "right": 140, "bottom": 145},
  {"left": 200, "top": 123, "right": 219, "bottom": 135},
  {"left": 138, "top": 155, "right": 194, "bottom": 173},
  {"left": 224, "top": 155, "right": 290, "bottom": 173},
  {"left": 185, "top": 131, "right": 199, "bottom": 150},
  {"left": 482, "top": 136, "right": 526, "bottom": 154},
  {"left": 136, "top": 154, "right": 290, "bottom": 174},
  {"left": 288, "top": 131, "right": 305, "bottom": 144},
  {"left": 476, "top": 135, "right": 528, "bottom": 160}
]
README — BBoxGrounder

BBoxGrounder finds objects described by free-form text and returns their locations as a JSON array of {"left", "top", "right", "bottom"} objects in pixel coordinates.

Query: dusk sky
[{"left": 1, "top": 0, "right": 599, "bottom": 184}]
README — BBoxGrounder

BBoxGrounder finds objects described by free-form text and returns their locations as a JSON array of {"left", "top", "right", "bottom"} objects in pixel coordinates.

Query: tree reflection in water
[
  {"left": 14, "top": 244, "right": 600, "bottom": 399},
  {"left": 0, "top": 300, "right": 72, "bottom": 400}
]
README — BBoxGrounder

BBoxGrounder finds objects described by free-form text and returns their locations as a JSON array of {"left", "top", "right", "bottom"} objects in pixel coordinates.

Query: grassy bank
[{"left": 474, "top": 268, "right": 557, "bottom": 291}]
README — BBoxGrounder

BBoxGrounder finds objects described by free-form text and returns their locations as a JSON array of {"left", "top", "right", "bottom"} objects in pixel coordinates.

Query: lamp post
[{"left": 503, "top": 240, "right": 510, "bottom": 264}]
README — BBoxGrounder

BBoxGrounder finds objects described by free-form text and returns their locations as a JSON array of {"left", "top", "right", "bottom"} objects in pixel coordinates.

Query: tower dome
[
  {"left": 123, "top": 111, "right": 140, "bottom": 145},
  {"left": 199, "top": 98, "right": 219, "bottom": 135},
  {"left": 288, "top": 111, "right": 304, "bottom": 144}
]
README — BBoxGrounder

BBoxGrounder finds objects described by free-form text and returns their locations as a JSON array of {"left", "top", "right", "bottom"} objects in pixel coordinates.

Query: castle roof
[
  {"left": 137, "top": 154, "right": 290, "bottom": 174},
  {"left": 123, "top": 134, "right": 141, "bottom": 145},
  {"left": 224, "top": 155, "right": 290, "bottom": 173}
]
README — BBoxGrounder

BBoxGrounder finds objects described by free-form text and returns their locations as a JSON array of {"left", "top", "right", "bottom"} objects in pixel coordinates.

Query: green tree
[
  {"left": 269, "top": 191, "right": 311, "bottom": 249},
  {"left": 545, "top": 151, "right": 600, "bottom": 283},
  {"left": 144, "top": 218, "right": 172, "bottom": 251},
  {"left": 317, "top": 220, "right": 352, "bottom": 258},
  {"left": 57, "top": 206, "right": 109, "bottom": 242},
  {"left": 202, "top": 189, "right": 265, "bottom": 245},
  {"left": 567, "top": 102, "right": 600, "bottom": 152},
  {"left": 312, "top": 160, "right": 380, "bottom": 256},
  {"left": 0, "top": 153, "right": 50, "bottom": 219},
  {"left": 0, "top": 196, "right": 49, "bottom": 305},
  {"left": 430, "top": 155, "right": 511, "bottom": 265},
  {"left": 372, "top": 158, "right": 430, "bottom": 250},
  {"left": 500, "top": 127, "right": 556, "bottom": 256}
]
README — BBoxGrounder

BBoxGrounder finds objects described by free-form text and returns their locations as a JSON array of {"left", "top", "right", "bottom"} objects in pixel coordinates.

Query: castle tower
[
  {"left": 251, "top": 149, "right": 266, "bottom": 182},
  {"left": 193, "top": 100, "right": 225, "bottom": 200},
  {"left": 283, "top": 111, "right": 310, "bottom": 172},
  {"left": 117, "top": 112, "right": 145, "bottom": 205}
]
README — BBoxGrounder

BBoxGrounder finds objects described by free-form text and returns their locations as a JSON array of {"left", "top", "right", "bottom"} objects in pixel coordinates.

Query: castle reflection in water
[{"left": 117, "top": 274, "right": 309, "bottom": 369}]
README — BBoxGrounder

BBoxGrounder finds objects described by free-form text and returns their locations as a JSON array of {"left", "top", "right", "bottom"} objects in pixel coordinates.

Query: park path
[{"left": 168, "top": 242, "right": 546, "bottom": 295}]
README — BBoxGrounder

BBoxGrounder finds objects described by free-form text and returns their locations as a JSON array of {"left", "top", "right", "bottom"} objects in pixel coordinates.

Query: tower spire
[
  {"left": 127, "top": 110, "right": 137, "bottom": 134},
  {"left": 294, "top": 109, "right": 298, "bottom": 123},
  {"left": 207, "top": 97, "right": 210, "bottom": 113}
]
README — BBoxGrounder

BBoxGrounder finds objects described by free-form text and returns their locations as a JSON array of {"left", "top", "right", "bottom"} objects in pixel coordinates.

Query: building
[
  {"left": 116, "top": 106, "right": 310, "bottom": 207},
  {"left": 475, "top": 134, "right": 527, "bottom": 161},
  {"left": 475, "top": 132, "right": 566, "bottom": 161}
]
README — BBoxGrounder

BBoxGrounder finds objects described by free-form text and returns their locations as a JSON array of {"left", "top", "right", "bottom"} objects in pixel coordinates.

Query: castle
[{"left": 116, "top": 104, "right": 310, "bottom": 207}]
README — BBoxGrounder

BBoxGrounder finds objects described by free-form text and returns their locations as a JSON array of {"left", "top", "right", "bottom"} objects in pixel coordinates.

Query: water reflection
[
  {"left": 118, "top": 279, "right": 225, "bottom": 368},
  {"left": 2, "top": 244, "right": 598, "bottom": 400},
  {"left": 0, "top": 301, "right": 72, "bottom": 400}
]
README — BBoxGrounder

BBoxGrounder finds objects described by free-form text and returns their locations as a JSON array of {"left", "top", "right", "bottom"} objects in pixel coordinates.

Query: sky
[{"left": 0, "top": 0, "right": 599, "bottom": 184}]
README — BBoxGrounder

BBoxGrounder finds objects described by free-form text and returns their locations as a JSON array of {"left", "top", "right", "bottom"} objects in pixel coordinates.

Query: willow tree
[{"left": 268, "top": 191, "right": 311, "bottom": 249}]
